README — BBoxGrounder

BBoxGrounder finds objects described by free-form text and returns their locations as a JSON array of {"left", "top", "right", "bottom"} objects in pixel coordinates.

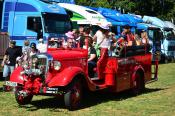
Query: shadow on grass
[
  {"left": 21, "top": 97, "right": 67, "bottom": 112},
  {"left": 0, "top": 87, "right": 3, "bottom": 92},
  {"left": 21, "top": 87, "right": 165, "bottom": 111}
]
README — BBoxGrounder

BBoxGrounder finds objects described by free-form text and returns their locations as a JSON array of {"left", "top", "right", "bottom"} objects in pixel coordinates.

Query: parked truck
[
  {"left": 136, "top": 23, "right": 162, "bottom": 61},
  {"left": 143, "top": 16, "right": 175, "bottom": 62},
  {"left": 0, "top": 0, "right": 72, "bottom": 71}
]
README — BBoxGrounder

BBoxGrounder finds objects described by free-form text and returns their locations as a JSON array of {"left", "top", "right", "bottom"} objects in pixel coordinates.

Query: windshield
[
  {"left": 42, "top": 13, "right": 71, "bottom": 34},
  {"left": 164, "top": 30, "right": 175, "bottom": 40}
]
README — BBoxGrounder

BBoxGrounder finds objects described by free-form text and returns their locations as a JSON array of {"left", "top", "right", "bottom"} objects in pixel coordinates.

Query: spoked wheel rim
[
  {"left": 70, "top": 82, "right": 81, "bottom": 108},
  {"left": 15, "top": 87, "right": 33, "bottom": 105},
  {"left": 64, "top": 78, "right": 82, "bottom": 110}
]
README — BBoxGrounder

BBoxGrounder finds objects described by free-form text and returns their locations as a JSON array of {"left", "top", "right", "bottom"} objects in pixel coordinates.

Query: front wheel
[
  {"left": 15, "top": 87, "right": 33, "bottom": 105},
  {"left": 64, "top": 78, "right": 82, "bottom": 110}
]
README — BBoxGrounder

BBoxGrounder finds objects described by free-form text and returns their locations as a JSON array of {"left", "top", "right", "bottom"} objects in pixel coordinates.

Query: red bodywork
[{"left": 9, "top": 46, "right": 158, "bottom": 95}]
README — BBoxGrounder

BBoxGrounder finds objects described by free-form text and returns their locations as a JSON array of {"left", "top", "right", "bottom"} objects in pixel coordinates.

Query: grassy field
[{"left": 0, "top": 63, "right": 175, "bottom": 116}]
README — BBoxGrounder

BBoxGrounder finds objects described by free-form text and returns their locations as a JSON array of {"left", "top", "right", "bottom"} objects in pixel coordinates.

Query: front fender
[
  {"left": 10, "top": 66, "right": 25, "bottom": 85},
  {"left": 47, "top": 67, "right": 85, "bottom": 87},
  {"left": 131, "top": 65, "right": 145, "bottom": 82}
]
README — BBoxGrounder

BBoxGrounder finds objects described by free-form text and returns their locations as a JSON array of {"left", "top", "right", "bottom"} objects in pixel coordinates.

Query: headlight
[{"left": 53, "top": 61, "right": 61, "bottom": 71}]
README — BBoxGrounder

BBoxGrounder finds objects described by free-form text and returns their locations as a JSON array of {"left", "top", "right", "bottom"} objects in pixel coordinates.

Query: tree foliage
[{"left": 75, "top": 0, "right": 175, "bottom": 21}]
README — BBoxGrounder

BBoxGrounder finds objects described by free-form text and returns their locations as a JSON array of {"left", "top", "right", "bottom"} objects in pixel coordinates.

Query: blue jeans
[{"left": 3, "top": 65, "right": 15, "bottom": 80}]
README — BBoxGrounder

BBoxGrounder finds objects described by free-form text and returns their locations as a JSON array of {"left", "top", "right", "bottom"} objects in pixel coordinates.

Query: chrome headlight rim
[{"left": 53, "top": 60, "right": 61, "bottom": 71}]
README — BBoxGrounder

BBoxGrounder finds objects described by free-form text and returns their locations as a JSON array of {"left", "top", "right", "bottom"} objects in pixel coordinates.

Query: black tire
[
  {"left": 15, "top": 87, "right": 33, "bottom": 105},
  {"left": 64, "top": 78, "right": 82, "bottom": 110},
  {"left": 132, "top": 72, "right": 145, "bottom": 95}
]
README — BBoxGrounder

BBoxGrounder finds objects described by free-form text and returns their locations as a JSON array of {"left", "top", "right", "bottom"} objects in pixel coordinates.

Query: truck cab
[
  {"left": 161, "top": 27, "right": 175, "bottom": 62},
  {"left": 142, "top": 16, "right": 175, "bottom": 62},
  {"left": 137, "top": 23, "right": 162, "bottom": 61},
  {"left": 0, "top": 0, "right": 72, "bottom": 46}
]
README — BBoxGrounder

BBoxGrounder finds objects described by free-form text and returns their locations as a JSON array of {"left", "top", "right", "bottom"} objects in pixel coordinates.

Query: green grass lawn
[{"left": 0, "top": 63, "right": 175, "bottom": 116}]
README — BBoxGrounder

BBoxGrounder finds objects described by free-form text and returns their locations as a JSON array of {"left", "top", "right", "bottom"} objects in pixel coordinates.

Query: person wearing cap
[
  {"left": 48, "top": 38, "right": 58, "bottom": 48},
  {"left": 1, "top": 40, "right": 22, "bottom": 81},
  {"left": 121, "top": 25, "right": 135, "bottom": 46},
  {"left": 37, "top": 38, "right": 47, "bottom": 53}
]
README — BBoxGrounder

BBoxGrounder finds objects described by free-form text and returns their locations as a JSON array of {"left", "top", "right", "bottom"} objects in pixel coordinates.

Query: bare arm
[
  {"left": 88, "top": 54, "right": 96, "bottom": 62},
  {"left": 1, "top": 55, "right": 7, "bottom": 67},
  {"left": 93, "top": 34, "right": 97, "bottom": 42}
]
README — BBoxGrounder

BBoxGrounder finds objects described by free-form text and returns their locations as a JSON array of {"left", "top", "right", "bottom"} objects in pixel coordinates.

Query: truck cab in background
[
  {"left": 143, "top": 16, "right": 175, "bottom": 63},
  {"left": 136, "top": 23, "right": 162, "bottom": 61},
  {"left": 0, "top": 0, "right": 72, "bottom": 46}
]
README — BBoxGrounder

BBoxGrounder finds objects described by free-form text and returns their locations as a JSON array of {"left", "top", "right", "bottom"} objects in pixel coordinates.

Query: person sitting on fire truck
[
  {"left": 48, "top": 38, "right": 58, "bottom": 48},
  {"left": 121, "top": 25, "right": 135, "bottom": 46},
  {"left": 83, "top": 27, "right": 98, "bottom": 78},
  {"left": 88, "top": 37, "right": 98, "bottom": 78},
  {"left": 64, "top": 31, "right": 75, "bottom": 48},
  {"left": 141, "top": 30, "right": 149, "bottom": 45}
]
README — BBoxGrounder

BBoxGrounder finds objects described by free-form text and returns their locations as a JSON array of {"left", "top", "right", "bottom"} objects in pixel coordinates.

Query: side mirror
[{"left": 66, "top": 10, "right": 73, "bottom": 18}]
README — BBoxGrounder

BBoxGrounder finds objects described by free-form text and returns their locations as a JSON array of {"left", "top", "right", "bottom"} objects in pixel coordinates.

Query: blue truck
[
  {"left": 143, "top": 16, "right": 175, "bottom": 62},
  {"left": 136, "top": 23, "right": 162, "bottom": 61},
  {"left": 0, "top": 0, "right": 73, "bottom": 71},
  {"left": 0, "top": 0, "right": 72, "bottom": 46}
]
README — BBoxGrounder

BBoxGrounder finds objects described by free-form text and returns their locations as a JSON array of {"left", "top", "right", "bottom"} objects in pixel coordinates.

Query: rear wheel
[
  {"left": 64, "top": 78, "right": 82, "bottom": 110},
  {"left": 15, "top": 87, "right": 33, "bottom": 105},
  {"left": 132, "top": 72, "right": 145, "bottom": 95}
]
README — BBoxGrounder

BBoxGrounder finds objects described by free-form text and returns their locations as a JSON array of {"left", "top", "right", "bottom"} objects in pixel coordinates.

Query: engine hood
[{"left": 47, "top": 49, "right": 88, "bottom": 60}]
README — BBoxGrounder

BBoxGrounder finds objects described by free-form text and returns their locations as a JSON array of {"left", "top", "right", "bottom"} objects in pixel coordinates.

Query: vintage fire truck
[{"left": 5, "top": 38, "right": 160, "bottom": 110}]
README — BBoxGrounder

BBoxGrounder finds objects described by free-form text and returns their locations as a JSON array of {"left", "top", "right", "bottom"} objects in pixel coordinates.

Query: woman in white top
[{"left": 93, "top": 24, "right": 111, "bottom": 48}]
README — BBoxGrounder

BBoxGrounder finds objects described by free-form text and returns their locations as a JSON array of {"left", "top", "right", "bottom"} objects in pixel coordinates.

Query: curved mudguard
[
  {"left": 10, "top": 66, "right": 26, "bottom": 85},
  {"left": 47, "top": 67, "right": 85, "bottom": 87},
  {"left": 131, "top": 65, "right": 145, "bottom": 82}
]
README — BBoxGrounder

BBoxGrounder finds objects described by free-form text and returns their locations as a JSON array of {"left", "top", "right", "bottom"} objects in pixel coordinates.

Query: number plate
[{"left": 5, "top": 81, "right": 17, "bottom": 87}]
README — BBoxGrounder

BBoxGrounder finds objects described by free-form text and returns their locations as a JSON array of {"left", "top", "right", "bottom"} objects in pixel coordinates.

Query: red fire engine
[{"left": 5, "top": 38, "right": 159, "bottom": 110}]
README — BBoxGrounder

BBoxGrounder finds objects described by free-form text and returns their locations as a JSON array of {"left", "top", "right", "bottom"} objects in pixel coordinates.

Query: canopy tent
[
  {"left": 41, "top": 0, "right": 75, "bottom": 4},
  {"left": 143, "top": 16, "right": 166, "bottom": 28},
  {"left": 164, "top": 21, "right": 175, "bottom": 30},
  {"left": 137, "top": 23, "right": 158, "bottom": 30},
  {"left": 58, "top": 3, "right": 111, "bottom": 25},
  {"left": 123, "top": 14, "right": 143, "bottom": 24}
]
